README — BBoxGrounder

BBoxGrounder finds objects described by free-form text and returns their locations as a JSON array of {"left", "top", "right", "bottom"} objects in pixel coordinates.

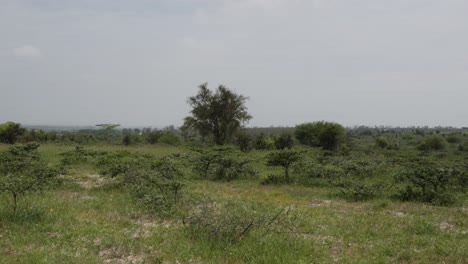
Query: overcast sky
[{"left": 1, "top": 0, "right": 467, "bottom": 128}]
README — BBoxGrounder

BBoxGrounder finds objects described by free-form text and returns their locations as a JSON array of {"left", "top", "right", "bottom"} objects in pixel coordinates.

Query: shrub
[
  {"left": 0, "top": 144, "right": 57, "bottom": 212},
  {"left": 457, "top": 141, "right": 468, "bottom": 152},
  {"left": 266, "top": 150, "right": 303, "bottom": 180},
  {"left": 417, "top": 135, "right": 448, "bottom": 151},
  {"left": 192, "top": 147, "right": 255, "bottom": 181},
  {"left": 0, "top": 121, "right": 26, "bottom": 144},
  {"left": 124, "top": 155, "right": 186, "bottom": 215},
  {"left": 254, "top": 133, "right": 274, "bottom": 150},
  {"left": 395, "top": 161, "right": 467, "bottom": 205},
  {"left": 183, "top": 201, "right": 300, "bottom": 244},
  {"left": 158, "top": 132, "right": 181, "bottom": 146},
  {"left": 60, "top": 146, "right": 102, "bottom": 166},
  {"left": 294, "top": 121, "right": 345, "bottom": 150},
  {"left": 260, "top": 174, "right": 291, "bottom": 185},
  {"left": 146, "top": 131, "right": 163, "bottom": 144},
  {"left": 236, "top": 131, "right": 253, "bottom": 152},
  {"left": 336, "top": 180, "right": 385, "bottom": 201},
  {"left": 273, "top": 133, "right": 294, "bottom": 150},
  {"left": 375, "top": 136, "right": 389, "bottom": 149},
  {"left": 446, "top": 135, "right": 462, "bottom": 144}
]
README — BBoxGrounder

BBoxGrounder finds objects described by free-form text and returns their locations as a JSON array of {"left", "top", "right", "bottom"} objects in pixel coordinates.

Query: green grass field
[{"left": 0, "top": 143, "right": 467, "bottom": 263}]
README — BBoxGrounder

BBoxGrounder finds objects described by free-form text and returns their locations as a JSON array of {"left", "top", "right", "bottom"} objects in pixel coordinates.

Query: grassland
[{"left": 0, "top": 143, "right": 467, "bottom": 263}]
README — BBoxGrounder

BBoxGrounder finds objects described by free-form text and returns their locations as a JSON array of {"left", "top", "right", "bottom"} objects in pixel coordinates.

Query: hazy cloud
[{"left": 12, "top": 45, "right": 43, "bottom": 58}]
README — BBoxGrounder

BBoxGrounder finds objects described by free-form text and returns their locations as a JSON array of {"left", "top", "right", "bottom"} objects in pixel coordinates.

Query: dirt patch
[
  {"left": 439, "top": 222, "right": 455, "bottom": 231},
  {"left": 131, "top": 218, "right": 174, "bottom": 238},
  {"left": 76, "top": 174, "right": 120, "bottom": 190},
  {"left": 309, "top": 200, "right": 331, "bottom": 207}
]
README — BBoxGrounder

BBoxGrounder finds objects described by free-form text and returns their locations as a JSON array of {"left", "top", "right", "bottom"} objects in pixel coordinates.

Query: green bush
[
  {"left": 0, "top": 121, "right": 26, "bottom": 144},
  {"left": 124, "top": 155, "right": 186, "bottom": 215},
  {"left": 158, "top": 132, "right": 181, "bottom": 146},
  {"left": 375, "top": 136, "right": 389, "bottom": 149},
  {"left": 254, "top": 133, "right": 274, "bottom": 150},
  {"left": 260, "top": 174, "right": 291, "bottom": 185},
  {"left": 273, "top": 133, "right": 294, "bottom": 150},
  {"left": 0, "top": 144, "right": 57, "bottom": 212},
  {"left": 417, "top": 135, "right": 448, "bottom": 151},
  {"left": 294, "top": 121, "right": 345, "bottom": 150},
  {"left": 395, "top": 161, "right": 467, "bottom": 205},
  {"left": 191, "top": 147, "right": 255, "bottom": 181},
  {"left": 236, "top": 131, "right": 253, "bottom": 152},
  {"left": 266, "top": 150, "right": 303, "bottom": 180},
  {"left": 336, "top": 180, "right": 385, "bottom": 201}
]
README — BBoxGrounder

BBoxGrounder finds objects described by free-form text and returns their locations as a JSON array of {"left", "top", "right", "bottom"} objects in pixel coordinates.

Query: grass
[{"left": 0, "top": 143, "right": 467, "bottom": 263}]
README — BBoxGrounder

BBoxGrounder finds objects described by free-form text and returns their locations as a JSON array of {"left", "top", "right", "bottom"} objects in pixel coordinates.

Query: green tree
[
  {"left": 184, "top": 83, "right": 252, "bottom": 145},
  {"left": 266, "top": 150, "right": 303, "bottom": 180},
  {"left": 0, "top": 144, "right": 57, "bottom": 212},
  {"left": 294, "top": 121, "right": 345, "bottom": 151},
  {"left": 0, "top": 121, "right": 26, "bottom": 144}
]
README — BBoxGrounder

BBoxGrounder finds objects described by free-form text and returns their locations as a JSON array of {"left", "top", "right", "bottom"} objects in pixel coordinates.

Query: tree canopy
[
  {"left": 294, "top": 121, "right": 345, "bottom": 151},
  {"left": 183, "top": 83, "right": 252, "bottom": 145},
  {"left": 0, "top": 121, "right": 26, "bottom": 144}
]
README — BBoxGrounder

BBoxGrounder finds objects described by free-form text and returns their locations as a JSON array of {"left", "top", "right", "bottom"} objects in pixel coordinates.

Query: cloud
[{"left": 12, "top": 45, "right": 43, "bottom": 58}]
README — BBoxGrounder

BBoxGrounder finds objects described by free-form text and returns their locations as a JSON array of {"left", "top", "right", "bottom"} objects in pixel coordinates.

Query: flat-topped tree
[
  {"left": 183, "top": 83, "right": 252, "bottom": 145},
  {"left": 96, "top": 124, "right": 120, "bottom": 143},
  {"left": 96, "top": 124, "right": 120, "bottom": 130}
]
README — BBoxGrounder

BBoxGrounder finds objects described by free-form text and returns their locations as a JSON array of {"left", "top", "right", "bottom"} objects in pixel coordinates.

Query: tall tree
[{"left": 184, "top": 83, "right": 252, "bottom": 145}]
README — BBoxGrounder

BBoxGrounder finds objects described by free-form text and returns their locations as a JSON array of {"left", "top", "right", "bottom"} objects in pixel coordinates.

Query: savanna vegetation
[{"left": 1, "top": 85, "right": 467, "bottom": 263}]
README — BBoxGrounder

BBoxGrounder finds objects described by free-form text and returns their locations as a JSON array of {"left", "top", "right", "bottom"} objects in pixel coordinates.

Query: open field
[{"left": 1, "top": 143, "right": 467, "bottom": 263}]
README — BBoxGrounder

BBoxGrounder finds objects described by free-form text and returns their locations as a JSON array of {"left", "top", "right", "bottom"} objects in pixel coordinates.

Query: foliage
[
  {"left": 236, "top": 131, "right": 253, "bottom": 152},
  {"left": 122, "top": 134, "right": 132, "bottom": 146},
  {"left": 395, "top": 161, "right": 467, "bottom": 205},
  {"left": 375, "top": 136, "right": 389, "bottom": 149},
  {"left": 266, "top": 150, "right": 303, "bottom": 180},
  {"left": 158, "top": 132, "right": 181, "bottom": 146},
  {"left": 260, "top": 174, "right": 291, "bottom": 185},
  {"left": 146, "top": 130, "right": 163, "bottom": 144},
  {"left": 294, "top": 121, "right": 345, "bottom": 150},
  {"left": 191, "top": 147, "right": 255, "bottom": 181},
  {"left": 417, "top": 135, "right": 448, "bottom": 151},
  {"left": 60, "top": 146, "right": 102, "bottom": 166},
  {"left": 336, "top": 180, "right": 386, "bottom": 201},
  {"left": 254, "top": 133, "right": 274, "bottom": 150},
  {"left": 0, "top": 121, "right": 26, "bottom": 144},
  {"left": 124, "top": 155, "right": 186, "bottom": 215},
  {"left": 183, "top": 83, "right": 252, "bottom": 145},
  {"left": 273, "top": 133, "right": 294, "bottom": 150},
  {"left": 0, "top": 144, "right": 57, "bottom": 211}
]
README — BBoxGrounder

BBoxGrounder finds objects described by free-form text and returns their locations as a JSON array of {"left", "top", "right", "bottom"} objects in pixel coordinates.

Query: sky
[{"left": 1, "top": 0, "right": 467, "bottom": 128}]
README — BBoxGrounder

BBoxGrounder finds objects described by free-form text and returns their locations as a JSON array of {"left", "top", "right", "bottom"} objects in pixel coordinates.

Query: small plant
[{"left": 0, "top": 144, "right": 57, "bottom": 212}]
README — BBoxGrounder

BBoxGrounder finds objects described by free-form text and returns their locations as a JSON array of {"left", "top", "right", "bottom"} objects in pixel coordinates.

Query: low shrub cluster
[{"left": 191, "top": 147, "right": 256, "bottom": 181}]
